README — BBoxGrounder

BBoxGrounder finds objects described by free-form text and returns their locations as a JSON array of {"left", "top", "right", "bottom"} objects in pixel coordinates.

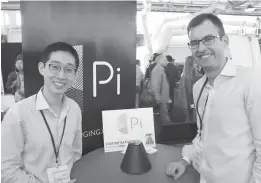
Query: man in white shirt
[
  {"left": 165, "top": 13, "right": 261, "bottom": 183},
  {"left": 2, "top": 42, "right": 82, "bottom": 183}
]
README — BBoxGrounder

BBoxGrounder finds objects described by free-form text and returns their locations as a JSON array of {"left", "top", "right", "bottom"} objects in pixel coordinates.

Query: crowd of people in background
[{"left": 137, "top": 52, "right": 204, "bottom": 124}]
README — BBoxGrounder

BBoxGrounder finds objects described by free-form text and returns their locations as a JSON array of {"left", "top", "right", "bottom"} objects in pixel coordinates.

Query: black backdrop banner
[{"left": 21, "top": 1, "right": 136, "bottom": 154}]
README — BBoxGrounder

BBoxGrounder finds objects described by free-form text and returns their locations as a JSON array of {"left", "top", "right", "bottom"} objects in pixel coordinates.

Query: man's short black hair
[
  {"left": 166, "top": 55, "right": 173, "bottom": 62},
  {"left": 150, "top": 53, "right": 161, "bottom": 63},
  {"left": 15, "top": 53, "right": 23, "bottom": 62},
  {"left": 14, "top": 53, "right": 23, "bottom": 72},
  {"left": 41, "top": 42, "right": 79, "bottom": 69},
  {"left": 187, "top": 13, "right": 225, "bottom": 37}
]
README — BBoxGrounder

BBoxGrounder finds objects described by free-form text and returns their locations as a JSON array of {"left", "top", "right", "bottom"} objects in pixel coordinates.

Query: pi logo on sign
[
  {"left": 117, "top": 114, "right": 143, "bottom": 135},
  {"left": 129, "top": 117, "right": 142, "bottom": 129}
]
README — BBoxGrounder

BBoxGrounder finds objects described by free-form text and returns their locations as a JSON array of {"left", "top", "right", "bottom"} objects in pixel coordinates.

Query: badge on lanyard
[{"left": 47, "top": 165, "right": 70, "bottom": 183}]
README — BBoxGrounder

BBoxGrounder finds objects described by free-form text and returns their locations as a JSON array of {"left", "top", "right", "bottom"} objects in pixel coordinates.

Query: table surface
[{"left": 71, "top": 144, "right": 200, "bottom": 183}]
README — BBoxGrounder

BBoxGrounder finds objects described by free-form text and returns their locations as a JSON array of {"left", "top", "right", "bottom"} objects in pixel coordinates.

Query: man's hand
[
  {"left": 165, "top": 160, "right": 189, "bottom": 180},
  {"left": 17, "top": 89, "right": 24, "bottom": 95},
  {"left": 11, "top": 80, "right": 17, "bottom": 88}
]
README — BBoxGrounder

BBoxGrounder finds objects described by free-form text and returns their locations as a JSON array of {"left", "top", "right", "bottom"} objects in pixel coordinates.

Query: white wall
[
  {"left": 165, "top": 46, "right": 191, "bottom": 63},
  {"left": 229, "top": 35, "right": 253, "bottom": 67},
  {"left": 137, "top": 46, "right": 148, "bottom": 73},
  {"left": 249, "top": 36, "right": 261, "bottom": 69},
  {"left": 137, "top": 11, "right": 260, "bottom": 37},
  {"left": 228, "top": 35, "right": 261, "bottom": 68}
]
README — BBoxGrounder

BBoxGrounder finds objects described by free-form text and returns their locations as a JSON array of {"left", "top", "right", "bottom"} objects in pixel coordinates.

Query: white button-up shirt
[
  {"left": 182, "top": 60, "right": 261, "bottom": 183},
  {"left": 1, "top": 89, "right": 82, "bottom": 183}
]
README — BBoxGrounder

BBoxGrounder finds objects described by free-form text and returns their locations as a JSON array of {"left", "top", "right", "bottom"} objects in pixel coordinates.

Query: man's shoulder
[
  {"left": 13, "top": 95, "right": 35, "bottom": 109},
  {"left": 166, "top": 63, "right": 176, "bottom": 69},
  {"left": 236, "top": 66, "right": 261, "bottom": 82},
  {"left": 66, "top": 96, "right": 81, "bottom": 112},
  {"left": 8, "top": 71, "right": 17, "bottom": 78},
  {"left": 4, "top": 95, "right": 36, "bottom": 118}
]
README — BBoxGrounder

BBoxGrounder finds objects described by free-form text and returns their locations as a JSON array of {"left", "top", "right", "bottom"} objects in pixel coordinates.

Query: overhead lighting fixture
[{"left": 245, "top": 4, "right": 256, "bottom": 12}]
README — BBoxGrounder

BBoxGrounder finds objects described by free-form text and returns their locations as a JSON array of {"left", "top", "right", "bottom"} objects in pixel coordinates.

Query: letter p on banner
[{"left": 93, "top": 61, "right": 114, "bottom": 97}]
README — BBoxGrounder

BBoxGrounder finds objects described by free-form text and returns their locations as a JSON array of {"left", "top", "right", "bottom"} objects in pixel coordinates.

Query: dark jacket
[
  {"left": 145, "top": 62, "right": 157, "bottom": 79},
  {"left": 6, "top": 71, "right": 18, "bottom": 94},
  {"left": 165, "top": 63, "right": 180, "bottom": 85}
]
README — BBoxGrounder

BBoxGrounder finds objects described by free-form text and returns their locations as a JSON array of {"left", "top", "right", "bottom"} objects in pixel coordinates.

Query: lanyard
[
  {"left": 40, "top": 110, "right": 67, "bottom": 166},
  {"left": 196, "top": 78, "right": 209, "bottom": 139}
]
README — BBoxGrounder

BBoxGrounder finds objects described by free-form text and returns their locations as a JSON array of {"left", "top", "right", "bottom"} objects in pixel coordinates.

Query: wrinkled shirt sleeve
[
  {"left": 182, "top": 82, "right": 202, "bottom": 167},
  {"left": 182, "top": 134, "right": 200, "bottom": 164},
  {"left": 247, "top": 72, "right": 261, "bottom": 183},
  {"left": 72, "top": 107, "right": 82, "bottom": 163}
]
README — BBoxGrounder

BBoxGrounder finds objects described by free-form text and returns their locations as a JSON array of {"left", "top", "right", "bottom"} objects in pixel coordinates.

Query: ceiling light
[{"left": 245, "top": 4, "right": 256, "bottom": 12}]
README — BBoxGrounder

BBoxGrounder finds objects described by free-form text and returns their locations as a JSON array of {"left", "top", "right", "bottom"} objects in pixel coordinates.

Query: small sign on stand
[{"left": 102, "top": 108, "right": 156, "bottom": 152}]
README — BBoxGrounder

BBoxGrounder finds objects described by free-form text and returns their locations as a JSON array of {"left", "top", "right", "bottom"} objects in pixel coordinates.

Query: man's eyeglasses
[
  {"left": 47, "top": 63, "right": 76, "bottom": 77},
  {"left": 188, "top": 35, "right": 222, "bottom": 49}
]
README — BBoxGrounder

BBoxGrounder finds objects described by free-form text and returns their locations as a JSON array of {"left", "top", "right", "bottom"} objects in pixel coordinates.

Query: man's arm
[
  {"left": 72, "top": 106, "right": 82, "bottom": 163},
  {"left": 181, "top": 81, "right": 203, "bottom": 172},
  {"left": 182, "top": 133, "right": 201, "bottom": 164},
  {"left": 246, "top": 72, "right": 261, "bottom": 183},
  {"left": 182, "top": 82, "right": 202, "bottom": 164},
  {"left": 5, "top": 73, "right": 16, "bottom": 93},
  {"left": 1, "top": 106, "right": 39, "bottom": 183}
]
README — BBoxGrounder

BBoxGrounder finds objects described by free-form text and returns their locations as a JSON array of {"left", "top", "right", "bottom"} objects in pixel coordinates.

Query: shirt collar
[
  {"left": 220, "top": 59, "right": 237, "bottom": 77},
  {"left": 35, "top": 87, "right": 69, "bottom": 111},
  {"left": 201, "top": 59, "right": 237, "bottom": 83}
]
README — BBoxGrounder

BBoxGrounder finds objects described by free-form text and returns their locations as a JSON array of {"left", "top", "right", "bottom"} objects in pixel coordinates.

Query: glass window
[
  {"left": 16, "top": 11, "right": 21, "bottom": 26},
  {"left": 1, "top": 11, "right": 4, "bottom": 26},
  {"left": 4, "top": 12, "right": 10, "bottom": 26}
]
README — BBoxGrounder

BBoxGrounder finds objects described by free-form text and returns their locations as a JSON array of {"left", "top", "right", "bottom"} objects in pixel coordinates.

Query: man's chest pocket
[{"left": 208, "top": 91, "right": 247, "bottom": 134}]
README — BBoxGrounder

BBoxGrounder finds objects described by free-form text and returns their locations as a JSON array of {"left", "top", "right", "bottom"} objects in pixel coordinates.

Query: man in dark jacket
[
  {"left": 164, "top": 55, "right": 180, "bottom": 108},
  {"left": 145, "top": 53, "right": 160, "bottom": 79},
  {"left": 5, "top": 54, "right": 25, "bottom": 102}
]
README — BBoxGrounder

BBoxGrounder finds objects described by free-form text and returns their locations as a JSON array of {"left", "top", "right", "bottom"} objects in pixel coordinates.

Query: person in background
[
  {"left": 5, "top": 54, "right": 25, "bottom": 102},
  {"left": 183, "top": 56, "right": 197, "bottom": 122},
  {"left": 2, "top": 42, "right": 82, "bottom": 183},
  {"left": 135, "top": 59, "right": 144, "bottom": 108},
  {"left": 145, "top": 53, "right": 160, "bottom": 80},
  {"left": 164, "top": 55, "right": 180, "bottom": 109},
  {"left": 151, "top": 54, "right": 172, "bottom": 124},
  {"left": 166, "top": 13, "right": 261, "bottom": 183}
]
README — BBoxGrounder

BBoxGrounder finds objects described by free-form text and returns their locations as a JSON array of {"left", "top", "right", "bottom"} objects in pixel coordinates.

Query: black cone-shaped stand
[{"left": 121, "top": 141, "right": 151, "bottom": 174}]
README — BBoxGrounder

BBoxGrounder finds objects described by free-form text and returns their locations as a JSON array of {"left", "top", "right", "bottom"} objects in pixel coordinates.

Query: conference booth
[{"left": 1, "top": 1, "right": 261, "bottom": 182}]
